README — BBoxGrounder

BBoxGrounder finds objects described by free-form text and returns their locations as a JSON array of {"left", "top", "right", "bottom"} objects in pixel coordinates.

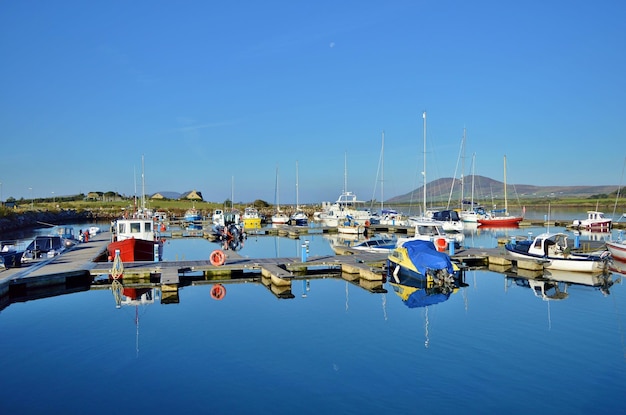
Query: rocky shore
[{"left": 0, "top": 209, "right": 117, "bottom": 234}]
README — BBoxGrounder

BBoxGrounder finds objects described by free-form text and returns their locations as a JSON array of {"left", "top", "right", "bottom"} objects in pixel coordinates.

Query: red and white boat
[
  {"left": 108, "top": 217, "right": 164, "bottom": 262},
  {"left": 573, "top": 211, "right": 613, "bottom": 231},
  {"left": 606, "top": 239, "right": 626, "bottom": 262}
]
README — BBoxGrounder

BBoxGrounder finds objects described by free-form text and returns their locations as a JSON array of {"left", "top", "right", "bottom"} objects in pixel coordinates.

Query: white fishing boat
[{"left": 505, "top": 232, "right": 609, "bottom": 273}]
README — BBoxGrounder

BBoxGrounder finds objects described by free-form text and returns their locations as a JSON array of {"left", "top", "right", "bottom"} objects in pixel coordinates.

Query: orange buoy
[
  {"left": 210, "top": 283, "right": 226, "bottom": 300},
  {"left": 364, "top": 220, "right": 370, "bottom": 227},
  {"left": 210, "top": 249, "right": 226, "bottom": 266},
  {"left": 435, "top": 237, "right": 448, "bottom": 252}
]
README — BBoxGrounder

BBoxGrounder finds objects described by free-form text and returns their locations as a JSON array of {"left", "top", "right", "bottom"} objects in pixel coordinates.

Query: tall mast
[
  {"left": 461, "top": 128, "right": 466, "bottom": 210},
  {"left": 295, "top": 160, "right": 299, "bottom": 210},
  {"left": 344, "top": 152, "right": 348, "bottom": 195},
  {"left": 423, "top": 111, "right": 427, "bottom": 215},
  {"left": 381, "top": 131, "right": 385, "bottom": 211},
  {"left": 141, "top": 154, "right": 145, "bottom": 211},
  {"left": 470, "top": 153, "right": 476, "bottom": 209},
  {"left": 504, "top": 155, "right": 508, "bottom": 215}
]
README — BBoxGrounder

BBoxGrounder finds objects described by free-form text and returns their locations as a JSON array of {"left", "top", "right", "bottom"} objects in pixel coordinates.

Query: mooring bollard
[{"left": 301, "top": 240, "right": 310, "bottom": 262}]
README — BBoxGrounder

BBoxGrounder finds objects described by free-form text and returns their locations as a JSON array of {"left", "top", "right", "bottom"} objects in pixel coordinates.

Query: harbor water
[{"left": 1, "top": 207, "right": 626, "bottom": 414}]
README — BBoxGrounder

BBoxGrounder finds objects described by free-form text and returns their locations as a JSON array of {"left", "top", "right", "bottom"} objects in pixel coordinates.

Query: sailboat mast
[
  {"left": 461, "top": 128, "right": 466, "bottom": 210},
  {"left": 471, "top": 153, "right": 476, "bottom": 209},
  {"left": 423, "top": 111, "right": 427, "bottom": 215},
  {"left": 381, "top": 131, "right": 385, "bottom": 211},
  {"left": 295, "top": 160, "right": 299, "bottom": 210},
  {"left": 504, "top": 155, "right": 508, "bottom": 215},
  {"left": 141, "top": 155, "right": 145, "bottom": 211},
  {"left": 344, "top": 152, "right": 348, "bottom": 195}
]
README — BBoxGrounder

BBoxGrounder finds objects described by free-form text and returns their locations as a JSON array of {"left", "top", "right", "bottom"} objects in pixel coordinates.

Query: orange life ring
[
  {"left": 210, "top": 283, "right": 226, "bottom": 300},
  {"left": 210, "top": 249, "right": 226, "bottom": 266},
  {"left": 435, "top": 237, "right": 448, "bottom": 252}
]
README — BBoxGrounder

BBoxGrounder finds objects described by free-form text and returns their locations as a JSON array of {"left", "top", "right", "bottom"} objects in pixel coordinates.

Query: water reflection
[{"left": 504, "top": 269, "right": 617, "bottom": 301}]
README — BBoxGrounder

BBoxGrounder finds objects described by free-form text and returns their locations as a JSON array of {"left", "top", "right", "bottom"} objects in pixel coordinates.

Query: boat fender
[
  {"left": 435, "top": 237, "right": 448, "bottom": 252},
  {"left": 210, "top": 283, "right": 226, "bottom": 300},
  {"left": 210, "top": 249, "right": 226, "bottom": 266},
  {"left": 365, "top": 220, "right": 370, "bottom": 227}
]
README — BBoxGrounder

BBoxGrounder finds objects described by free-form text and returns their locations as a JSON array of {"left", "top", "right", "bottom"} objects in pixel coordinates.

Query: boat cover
[
  {"left": 405, "top": 289, "right": 450, "bottom": 308},
  {"left": 404, "top": 240, "right": 455, "bottom": 276}
]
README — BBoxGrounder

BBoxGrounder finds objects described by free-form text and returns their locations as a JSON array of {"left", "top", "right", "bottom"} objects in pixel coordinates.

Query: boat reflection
[
  {"left": 111, "top": 280, "right": 156, "bottom": 357},
  {"left": 609, "top": 258, "right": 626, "bottom": 276},
  {"left": 388, "top": 274, "right": 467, "bottom": 348},
  {"left": 505, "top": 269, "right": 617, "bottom": 301},
  {"left": 389, "top": 273, "right": 467, "bottom": 308}
]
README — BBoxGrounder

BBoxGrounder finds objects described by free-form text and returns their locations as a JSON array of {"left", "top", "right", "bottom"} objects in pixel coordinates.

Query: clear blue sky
[{"left": 1, "top": 1, "right": 625, "bottom": 205}]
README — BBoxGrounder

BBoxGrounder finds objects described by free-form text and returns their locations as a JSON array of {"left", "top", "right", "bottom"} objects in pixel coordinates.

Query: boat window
[
  {"left": 145, "top": 222, "right": 152, "bottom": 232},
  {"left": 419, "top": 226, "right": 435, "bottom": 235},
  {"left": 118, "top": 223, "right": 126, "bottom": 233},
  {"left": 130, "top": 223, "right": 141, "bottom": 233}
]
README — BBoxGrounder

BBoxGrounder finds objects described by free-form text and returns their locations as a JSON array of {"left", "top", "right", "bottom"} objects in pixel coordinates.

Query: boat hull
[
  {"left": 606, "top": 241, "right": 626, "bottom": 262},
  {"left": 478, "top": 216, "right": 523, "bottom": 227},
  {"left": 243, "top": 217, "right": 262, "bottom": 229},
  {"left": 505, "top": 248, "right": 607, "bottom": 273},
  {"left": 108, "top": 238, "right": 162, "bottom": 262}
]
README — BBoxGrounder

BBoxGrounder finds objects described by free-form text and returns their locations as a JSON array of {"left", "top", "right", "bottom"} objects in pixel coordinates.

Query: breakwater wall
[{"left": 0, "top": 210, "right": 116, "bottom": 234}]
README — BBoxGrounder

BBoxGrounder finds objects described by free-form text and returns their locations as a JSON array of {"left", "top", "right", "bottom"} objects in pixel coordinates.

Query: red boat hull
[
  {"left": 477, "top": 216, "right": 523, "bottom": 227},
  {"left": 108, "top": 238, "right": 161, "bottom": 262}
]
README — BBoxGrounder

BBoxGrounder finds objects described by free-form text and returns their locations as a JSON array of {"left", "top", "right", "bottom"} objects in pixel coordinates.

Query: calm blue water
[{"left": 1, "top": 209, "right": 626, "bottom": 414}]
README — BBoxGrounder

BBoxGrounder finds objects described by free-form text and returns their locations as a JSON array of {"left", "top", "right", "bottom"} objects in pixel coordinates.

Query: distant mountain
[{"left": 386, "top": 175, "right": 619, "bottom": 204}]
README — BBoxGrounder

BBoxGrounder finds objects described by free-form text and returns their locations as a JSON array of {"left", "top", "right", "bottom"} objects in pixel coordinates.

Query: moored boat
[
  {"left": 387, "top": 239, "right": 461, "bottom": 285},
  {"left": 242, "top": 206, "right": 262, "bottom": 229},
  {"left": 573, "top": 210, "right": 612, "bottom": 231},
  {"left": 606, "top": 239, "right": 626, "bottom": 262},
  {"left": 108, "top": 217, "right": 164, "bottom": 262},
  {"left": 477, "top": 155, "right": 524, "bottom": 227},
  {"left": 337, "top": 215, "right": 368, "bottom": 235},
  {"left": 184, "top": 206, "right": 202, "bottom": 222},
  {"left": 22, "top": 235, "right": 69, "bottom": 262},
  {"left": 504, "top": 232, "right": 609, "bottom": 273}
]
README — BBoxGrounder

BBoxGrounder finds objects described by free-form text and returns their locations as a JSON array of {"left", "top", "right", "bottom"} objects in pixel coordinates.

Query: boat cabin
[
  {"left": 527, "top": 233, "right": 569, "bottom": 257},
  {"left": 113, "top": 218, "right": 157, "bottom": 242}
]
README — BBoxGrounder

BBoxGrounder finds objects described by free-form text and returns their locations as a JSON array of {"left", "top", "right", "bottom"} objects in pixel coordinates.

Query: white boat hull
[
  {"left": 606, "top": 240, "right": 626, "bottom": 262},
  {"left": 506, "top": 251, "right": 607, "bottom": 273}
]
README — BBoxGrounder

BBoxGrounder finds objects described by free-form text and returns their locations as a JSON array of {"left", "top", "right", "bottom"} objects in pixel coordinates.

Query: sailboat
[
  {"left": 271, "top": 165, "right": 290, "bottom": 225},
  {"left": 290, "top": 161, "right": 308, "bottom": 226},
  {"left": 406, "top": 112, "right": 463, "bottom": 242},
  {"left": 477, "top": 155, "right": 524, "bottom": 227},
  {"left": 370, "top": 131, "right": 408, "bottom": 226},
  {"left": 459, "top": 153, "right": 488, "bottom": 223}
]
